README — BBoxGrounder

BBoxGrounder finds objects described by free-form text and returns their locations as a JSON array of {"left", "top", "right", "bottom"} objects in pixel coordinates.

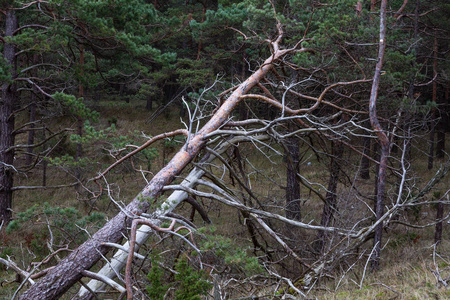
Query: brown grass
[{"left": 1, "top": 98, "right": 449, "bottom": 299}]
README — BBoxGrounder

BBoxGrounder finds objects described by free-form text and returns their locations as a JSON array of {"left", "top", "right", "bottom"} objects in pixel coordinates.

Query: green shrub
[{"left": 146, "top": 254, "right": 212, "bottom": 299}]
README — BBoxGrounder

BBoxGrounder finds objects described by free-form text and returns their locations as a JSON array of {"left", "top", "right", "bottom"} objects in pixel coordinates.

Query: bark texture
[
  {"left": 285, "top": 135, "right": 301, "bottom": 220},
  {"left": 315, "top": 141, "right": 344, "bottom": 253},
  {"left": 369, "top": 0, "right": 389, "bottom": 272},
  {"left": 0, "top": 9, "right": 18, "bottom": 225},
  {"left": 360, "top": 130, "right": 371, "bottom": 180},
  {"left": 428, "top": 33, "right": 438, "bottom": 170}
]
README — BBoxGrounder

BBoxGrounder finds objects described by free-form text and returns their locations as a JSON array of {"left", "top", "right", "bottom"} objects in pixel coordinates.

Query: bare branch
[{"left": 93, "top": 129, "right": 188, "bottom": 182}]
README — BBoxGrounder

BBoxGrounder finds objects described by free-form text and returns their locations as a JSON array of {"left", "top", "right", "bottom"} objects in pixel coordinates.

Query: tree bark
[
  {"left": 146, "top": 95, "right": 153, "bottom": 111},
  {"left": 315, "top": 141, "right": 344, "bottom": 253},
  {"left": 75, "top": 46, "right": 84, "bottom": 182},
  {"left": 25, "top": 101, "right": 36, "bottom": 166},
  {"left": 0, "top": 9, "right": 18, "bottom": 225},
  {"left": 360, "top": 124, "right": 371, "bottom": 179},
  {"left": 284, "top": 134, "right": 301, "bottom": 221},
  {"left": 25, "top": 55, "right": 39, "bottom": 166},
  {"left": 369, "top": 0, "right": 389, "bottom": 272},
  {"left": 21, "top": 41, "right": 298, "bottom": 299},
  {"left": 434, "top": 201, "right": 444, "bottom": 245},
  {"left": 435, "top": 57, "right": 447, "bottom": 160},
  {"left": 428, "top": 32, "right": 438, "bottom": 170}
]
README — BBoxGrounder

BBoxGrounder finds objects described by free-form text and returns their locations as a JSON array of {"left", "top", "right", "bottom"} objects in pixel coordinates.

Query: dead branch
[
  {"left": 81, "top": 270, "right": 126, "bottom": 293},
  {"left": 164, "top": 180, "right": 356, "bottom": 236},
  {"left": 251, "top": 213, "right": 310, "bottom": 268},
  {"left": 0, "top": 257, "right": 35, "bottom": 285},
  {"left": 93, "top": 129, "right": 188, "bottom": 182},
  {"left": 125, "top": 218, "right": 176, "bottom": 300}
]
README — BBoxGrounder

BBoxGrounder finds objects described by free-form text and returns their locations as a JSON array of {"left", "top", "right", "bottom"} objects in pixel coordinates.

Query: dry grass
[
  {"left": 310, "top": 240, "right": 450, "bottom": 299},
  {"left": 1, "top": 98, "right": 449, "bottom": 299}
]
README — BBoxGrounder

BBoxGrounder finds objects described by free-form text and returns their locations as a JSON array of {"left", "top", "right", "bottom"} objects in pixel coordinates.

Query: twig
[
  {"left": 359, "top": 242, "right": 379, "bottom": 289},
  {"left": 93, "top": 129, "right": 188, "bottom": 182},
  {"left": 81, "top": 270, "right": 126, "bottom": 293},
  {"left": 0, "top": 257, "right": 35, "bottom": 285},
  {"left": 125, "top": 218, "right": 176, "bottom": 300}
]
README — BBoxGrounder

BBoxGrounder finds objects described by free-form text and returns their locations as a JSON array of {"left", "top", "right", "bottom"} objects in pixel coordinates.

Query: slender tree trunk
[
  {"left": 404, "top": 0, "right": 420, "bottom": 165},
  {"left": 360, "top": 124, "right": 371, "bottom": 179},
  {"left": 0, "top": 9, "right": 18, "bottom": 225},
  {"left": 315, "top": 141, "right": 344, "bottom": 253},
  {"left": 196, "top": 3, "right": 206, "bottom": 60},
  {"left": 231, "top": 146, "right": 266, "bottom": 253},
  {"left": 76, "top": 46, "right": 84, "bottom": 181},
  {"left": 42, "top": 128, "right": 47, "bottom": 187},
  {"left": 25, "top": 100, "right": 36, "bottom": 166},
  {"left": 428, "top": 33, "right": 438, "bottom": 170},
  {"left": 284, "top": 134, "right": 301, "bottom": 221},
  {"left": 436, "top": 69, "right": 447, "bottom": 160},
  {"left": 146, "top": 95, "right": 153, "bottom": 111},
  {"left": 369, "top": 0, "right": 389, "bottom": 272},
  {"left": 25, "top": 55, "right": 39, "bottom": 166},
  {"left": 434, "top": 201, "right": 444, "bottom": 245}
]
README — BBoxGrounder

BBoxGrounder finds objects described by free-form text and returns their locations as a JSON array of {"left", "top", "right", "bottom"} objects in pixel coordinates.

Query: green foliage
[
  {"left": 109, "top": 131, "right": 159, "bottom": 170},
  {"left": 6, "top": 203, "right": 105, "bottom": 250},
  {"left": 175, "top": 59, "right": 214, "bottom": 87},
  {"left": 146, "top": 255, "right": 170, "bottom": 300},
  {"left": 199, "top": 226, "right": 264, "bottom": 276},
  {"left": 47, "top": 154, "right": 90, "bottom": 168},
  {"left": 146, "top": 254, "right": 212, "bottom": 300},
  {"left": 164, "top": 135, "right": 186, "bottom": 149},
  {"left": 53, "top": 92, "right": 100, "bottom": 121},
  {"left": 69, "top": 120, "right": 111, "bottom": 144},
  {"left": 0, "top": 55, "right": 12, "bottom": 83},
  {"left": 174, "top": 257, "right": 212, "bottom": 300}
]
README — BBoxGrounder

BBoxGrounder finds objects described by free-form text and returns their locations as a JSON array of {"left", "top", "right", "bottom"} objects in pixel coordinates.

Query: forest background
[{"left": 1, "top": 0, "right": 449, "bottom": 299}]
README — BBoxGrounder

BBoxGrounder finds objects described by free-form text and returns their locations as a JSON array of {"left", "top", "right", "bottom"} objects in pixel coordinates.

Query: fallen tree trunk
[
  {"left": 77, "top": 135, "right": 269, "bottom": 298},
  {"left": 20, "top": 35, "right": 307, "bottom": 299}
]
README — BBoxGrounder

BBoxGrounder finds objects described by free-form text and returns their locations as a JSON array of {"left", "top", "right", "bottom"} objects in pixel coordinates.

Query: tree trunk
[
  {"left": 284, "top": 135, "right": 301, "bottom": 221},
  {"left": 42, "top": 129, "right": 47, "bottom": 187},
  {"left": 369, "top": 0, "right": 389, "bottom": 272},
  {"left": 371, "top": 142, "right": 388, "bottom": 271},
  {"left": 315, "top": 141, "right": 344, "bottom": 253},
  {"left": 146, "top": 95, "right": 153, "bottom": 111},
  {"left": 428, "top": 33, "right": 438, "bottom": 170},
  {"left": 436, "top": 85, "right": 448, "bottom": 159},
  {"left": 25, "top": 99, "right": 36, "bottom": 166},
  {"left": 76, "top": 46, "right": 84, "bottom": 182},
  {"left": 21, "top": 42, "right": 295, "bottom": 299},
  {"left": 434, "top": 202, "right": 444, "bottom": 245},
  {"left": 0, "top": 9, "right": 17, "bottom": 225},
  {"left": 360, "top": 127, "right": 371, "bottom": 180},
  {"left": 25, "top": 55, "right": 39, "bottom": 166},
  {"left": 403, "top": 0, "right": 420, "bottom": 166}
]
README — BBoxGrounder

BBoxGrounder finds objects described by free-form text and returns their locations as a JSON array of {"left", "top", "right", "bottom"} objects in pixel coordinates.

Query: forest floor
[{"left": 1, "top": 98, "right": 449, "bottom": 299}]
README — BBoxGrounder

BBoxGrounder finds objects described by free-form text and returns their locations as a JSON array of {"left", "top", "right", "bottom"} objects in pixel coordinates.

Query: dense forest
[{"left": 1, "top": 0, "right": 449, "bottom": 299}]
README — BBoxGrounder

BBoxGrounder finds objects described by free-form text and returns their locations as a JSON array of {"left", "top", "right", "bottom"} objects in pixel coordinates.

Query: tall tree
[
  {"left": 369, "top": 0, "right": 389, "bottom": 272},
  {"left": 0, "top": 7, "right": 18, "bottom": 224}
]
